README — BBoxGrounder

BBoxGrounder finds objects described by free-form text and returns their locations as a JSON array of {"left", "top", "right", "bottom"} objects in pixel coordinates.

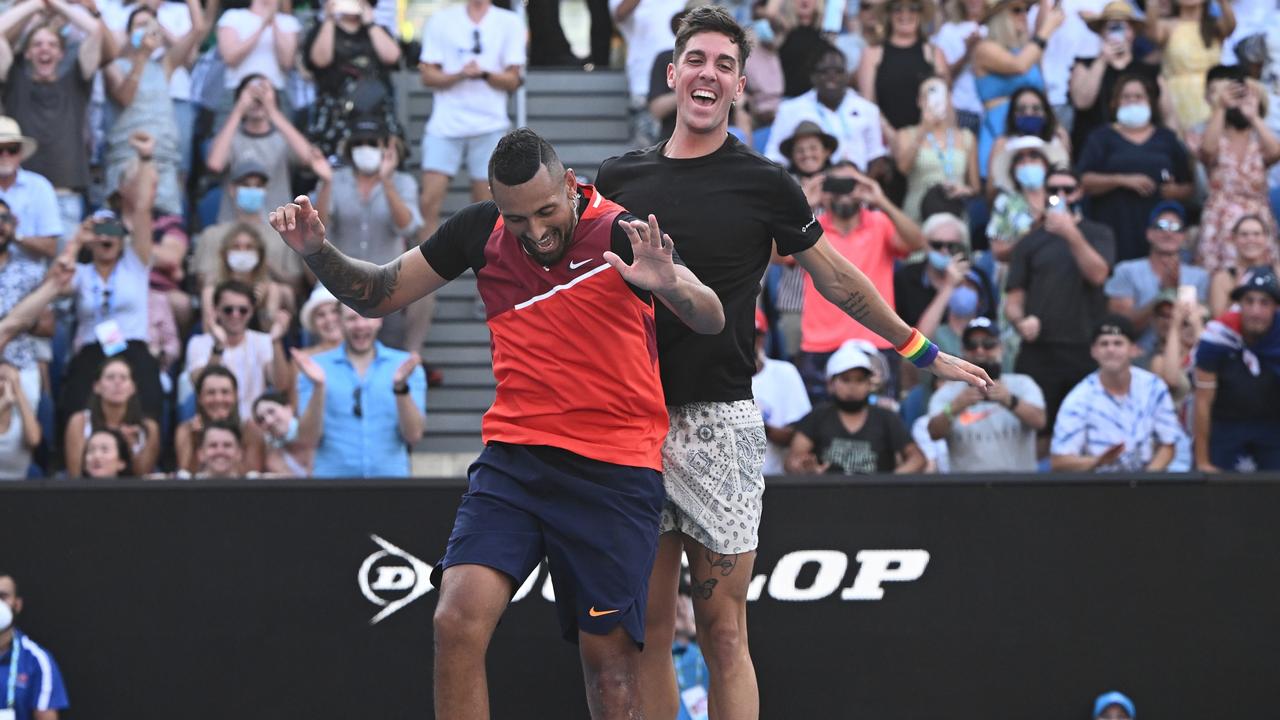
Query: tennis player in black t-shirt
[{"left": 594, "top": 7, "right": 993, "bottom": 718}]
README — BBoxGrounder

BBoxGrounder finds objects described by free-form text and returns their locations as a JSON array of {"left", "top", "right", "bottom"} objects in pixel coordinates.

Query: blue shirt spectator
[
  {"left": 0, "top": 630, "right": 69, "bottom": 720},
  {"left": 0, "top": 117, "right": 62, "bottom": 258},
  {"left": 298, "top": 317, "right": 426, "bottom": 477}
]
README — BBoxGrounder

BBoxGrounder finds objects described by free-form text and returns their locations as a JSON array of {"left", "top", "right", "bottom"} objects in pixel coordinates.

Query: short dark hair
[
  {"left": 213, "top": 279, "right": 256, "bottom": 309},
  {"left": 488, "top": 128, "right": 563, "bottom": 187},
  {"left": 84, "top": 427, "right": 134, "bottom": 478},
  {"left": 252, "top": 391, "right": 290, "bottom": 416},
  {"left": 126, "top": 5, "right": 155, "bottom": 31},
  {"left": 1047, "top": 166, "right": 1079, "bottom": 183},
  {"left": 674, "top": 5, "right": 752, "bottom": 70},
  {"left": 198, "top": 419, "right": 242, "bottom": 448},
  {"left": 195, "top": 365, "right": 241, "bottom": 425},
  {"left": 234, "top": 73, "right": 270, "bottom": 101},
  {"left": 808, "top": 42, "right": 844, "bottom": 75}
]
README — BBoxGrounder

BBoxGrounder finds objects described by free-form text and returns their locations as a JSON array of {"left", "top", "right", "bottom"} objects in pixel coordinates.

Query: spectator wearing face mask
[
  {"left": 1077, "top": 73, "right": 1194, "bottom": 262},
  {"left": 1070, "top": 2, "right": 1159, "bottom": 159},
  {"left": 985, "top": 135, "right": 1052, "bottom": 260},
  {"left": 1185, "top": 66, "right": 1280, "bottom": 274},
  {"left": 191, "top": 161, "right": 277, "bottom": 284},
  {"left": 205, "top": 74, "right": 331, "bottom": 284},
  {"left": 198, "top": 222, "right": 296, "bottom": 335},
  {"left": 985, "top": 85, "right": 1072, "bottom": 200},
  {"left": 895, "top": 213, "right": 997, "bottom": 355},
  {"left": 893, "top": 78, "right": 980, "bottom": 222},
  {"left": 794, "top": 161, "right": 925, "bottom": 401},
  {"left": 315, "top": 117, "right": 431, "bottom": 355}
]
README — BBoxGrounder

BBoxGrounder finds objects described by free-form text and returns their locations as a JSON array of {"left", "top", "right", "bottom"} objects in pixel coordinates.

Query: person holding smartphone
[
  {"left": 1070, "top": 1, "right": 1161, "bottom": 159},
  {"left": 794, "top": 161, "right": 926, "bottom": 401}
]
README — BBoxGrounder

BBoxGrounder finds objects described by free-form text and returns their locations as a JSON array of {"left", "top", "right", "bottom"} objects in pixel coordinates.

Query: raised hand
[
  {"left": 270, "top": 195, "right": 328, "bottom": 256},
  {"left": 290, "top": 347, "right": 326, "bottom": 385},
  {"left": 268, "top": 309, "right": 292, "bottom": 341},
  {"left": 604, "top": 214, "right": 679, "bottom": 293},
  {"left": 393, "top": 352, "right": 422, "bottom": 385},
  {"left": 379, "top": 144, "right": 400, "bottom": 181},
  {"left": 128, "top": 130, "right": 155, "bottom": 158}
]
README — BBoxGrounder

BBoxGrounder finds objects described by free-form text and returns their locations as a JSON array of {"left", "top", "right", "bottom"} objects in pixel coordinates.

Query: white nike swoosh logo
[{"left": 569, "top": 259, "right": 593, "bottom": 269}]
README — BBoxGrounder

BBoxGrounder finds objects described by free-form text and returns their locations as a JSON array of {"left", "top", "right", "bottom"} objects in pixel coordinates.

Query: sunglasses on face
[
  {"left": 928, "top": 240, "right": 965, "bottom": 254},
  {"left": 1153, "top": 219, "right": 1183, "bottom": 232},
  {"left": 0, "top": 145, "right": 22, "bottom": 156},
  {"left": 1046, "top": 184, "right": 1077, "bottom": 195},
  {"left": 891, "top": 2, "right": 922, "bottom": 12},
  {"left": 964, "top": 338, "right": 1000, "bottom": 351},
  {"left": 219, "top": 305, "right": 251, "bottom": 317}
]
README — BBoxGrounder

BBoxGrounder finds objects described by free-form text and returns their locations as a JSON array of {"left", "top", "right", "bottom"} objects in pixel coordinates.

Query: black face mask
[
  {"left": 1226, "top": 107, "right": 1252, "bottom": 130},
  {"left": 834, "top": 396, "right": 869, "bottom": 413},
  {"left": 831, "top": 200, "right": 861, "bottom": 219}
]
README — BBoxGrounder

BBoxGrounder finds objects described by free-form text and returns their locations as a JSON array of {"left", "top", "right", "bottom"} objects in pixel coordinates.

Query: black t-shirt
[
  {"left": 647, "top": 49, "right": 676, "bottom": 142},
  {"left": 778, "top": 25, "right": 825, "bottom": 98},
  {"left": 302, "top": 22, "right": 395, "bottom": 95},
  {"left": 1006, "top": 218, "right": 1116, "bottom": 346},
  {"left": 595, "top": 135, "right": 823, "bottom": 405},
  {"left": 1069, "top": 58, "right": 1161, "bottom": 162},
  {"left": 1196, "top": 342, "right": 1280, "bottom": 423},
  {"left": 792, "top": 403, "right": 911, "bottom": 474},
  {"left": 893, "top": 260, "right": 998, "bottom": 328}
]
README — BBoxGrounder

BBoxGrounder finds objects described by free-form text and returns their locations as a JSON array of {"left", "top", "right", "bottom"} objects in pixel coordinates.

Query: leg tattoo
[{"left": 690, "top": 551, "right": 739, "bottom": 600}]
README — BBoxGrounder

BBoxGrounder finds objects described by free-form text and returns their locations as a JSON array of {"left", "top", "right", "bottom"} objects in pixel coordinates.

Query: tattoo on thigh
[
  {"left": 690, "top": 575, "right": 718, "bottom": 600},
  {"left": 706, "top": 550, "right": 738, "bottom": 577}
]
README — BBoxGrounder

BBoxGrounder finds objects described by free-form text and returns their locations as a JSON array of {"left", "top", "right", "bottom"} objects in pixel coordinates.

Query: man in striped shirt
[
  {"left": 0, "top": 572, "right": 69, "bottom": 719},
  {"left": 1050, "top": 315, "right": 1182, "bottom": 472}
]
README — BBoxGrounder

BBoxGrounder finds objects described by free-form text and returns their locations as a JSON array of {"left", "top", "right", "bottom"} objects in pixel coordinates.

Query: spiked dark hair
[
  {"left": 488, "top": 128, "right": 564, "bottom": 187},
  {"left": 674, "top": 5, "right": 752, "bottom": 71}
]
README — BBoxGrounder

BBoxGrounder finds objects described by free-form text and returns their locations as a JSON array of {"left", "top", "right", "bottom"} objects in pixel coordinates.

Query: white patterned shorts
[{"left": 660, "top": 400, "right": 767, "bottom": 555}]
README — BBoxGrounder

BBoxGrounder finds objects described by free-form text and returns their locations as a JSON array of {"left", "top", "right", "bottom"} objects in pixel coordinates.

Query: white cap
[
  {"left": 825, "top": 340, "right": 875, "bottom": 379},
  {"left": 300, "top": 284, "right": 339, "bottom": 334}
]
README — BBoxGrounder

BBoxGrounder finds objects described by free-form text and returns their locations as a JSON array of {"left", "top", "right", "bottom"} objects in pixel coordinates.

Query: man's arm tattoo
[
  {"left": 836, "top": 289, "right": 871, "bottom": 322},
  {"left": 304, "top": 242, "right": 402, "bottom": 315}
]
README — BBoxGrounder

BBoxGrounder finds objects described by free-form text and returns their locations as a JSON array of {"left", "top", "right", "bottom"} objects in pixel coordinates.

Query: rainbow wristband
[{"left": 895, "top": 328, "right": 939, "bottom": 369}]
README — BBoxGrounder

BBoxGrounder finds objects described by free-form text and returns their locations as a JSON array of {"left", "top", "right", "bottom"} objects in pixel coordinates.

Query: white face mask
[
  {"left": 226, "top": 249, "right": 260, "bottom": 273},
  {"left": 351, "top": 146, "right": 383, "bottom": 175}
]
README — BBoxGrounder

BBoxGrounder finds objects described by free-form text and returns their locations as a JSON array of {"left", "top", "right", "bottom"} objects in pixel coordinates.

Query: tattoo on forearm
[
  {"left": 304, "top": 242, "right": 401, "bottom": 314},
  {"left": 690, "top": 551, "right": 739, "bottom": 600},
  {"left": 836, "top": 290, "right": 871, "bottom": 322}
]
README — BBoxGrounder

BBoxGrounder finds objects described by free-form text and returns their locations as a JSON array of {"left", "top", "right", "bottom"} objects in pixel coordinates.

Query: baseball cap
[
  {"left": 825, "top": 340, "right": 875, "bottom": 379},
  {"left": 961, "top": 316, "right": 998, "bottom": 343},
  {"left": 1092, "top": 314, "right": 1138, "bottom": 343},
  {"left": 1147, "top": 200, "right": 1186, "bottom": 226},
  {"left": 1229, "top": 264, "right": 1280, "bottom": 303},
  {"left": 1151, "top": 287, "right": 1178, "bottom": 310},
  {"left": 1093, "top": 690, "right": 1135, "bottom": 718},
  {"left": 231, "top": 159, "right": 269, "bottom": 184}
]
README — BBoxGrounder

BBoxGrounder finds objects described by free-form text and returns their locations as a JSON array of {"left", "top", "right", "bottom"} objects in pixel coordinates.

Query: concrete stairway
[{"left": 393, "top": 69, "right": 635, "bottom": 471}]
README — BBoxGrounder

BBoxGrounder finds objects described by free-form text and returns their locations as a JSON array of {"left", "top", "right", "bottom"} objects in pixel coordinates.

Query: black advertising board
[{"left": 1, "top": 476, "right": 1275, "bottom": 718}]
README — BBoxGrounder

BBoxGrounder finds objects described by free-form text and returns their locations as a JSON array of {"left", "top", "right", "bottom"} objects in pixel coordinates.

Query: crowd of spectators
[{"left": 0, "top": 0, "right": 1277, "bottom": 480}]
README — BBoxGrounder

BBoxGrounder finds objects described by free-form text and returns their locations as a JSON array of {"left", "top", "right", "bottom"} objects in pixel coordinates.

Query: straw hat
[
  {"left": 0, "top": 117, "right": 38, "bottom": 162},
  {"left": 980, "top": 0, "right": 1027, "bottom": 23},
  {"left": 1082, "top": 0, "right": 1144, "bottom": 34}
]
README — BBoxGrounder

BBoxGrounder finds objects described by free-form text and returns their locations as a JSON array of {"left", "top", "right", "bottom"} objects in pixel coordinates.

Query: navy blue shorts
[{"left": 432, "top": 442, "right": 665, "bottom": 646}]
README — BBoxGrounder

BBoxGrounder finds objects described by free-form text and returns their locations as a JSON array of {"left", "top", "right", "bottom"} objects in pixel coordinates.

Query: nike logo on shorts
[{"left": 588, "top": 607, "right": 620, "bottom": 617}]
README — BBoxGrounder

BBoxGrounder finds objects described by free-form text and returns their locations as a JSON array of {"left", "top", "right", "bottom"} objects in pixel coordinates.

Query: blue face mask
[
  {"left": 751, "top": 17, "right": 775, "bottom": 45},
  {"left": 1116, "top": 103, "right": 1151, "bottom": 128},
  {"left": 1014, "top": 115, "right": 1045, "bottom": 136},
  {"left": 235, "top": 186, "right": 266, "bottom": 214},
  {"left": 130, "top": 28, "right": 146, "bottom": 48},
  {"left": 1015, "top": 163, "right": 1046, "bottom": 190},
  {"left": 927, "top": 250, "right": 952, "bottom": 272},
  {"left": 947, "top": 284, "right": 979, "bottom": 317}
]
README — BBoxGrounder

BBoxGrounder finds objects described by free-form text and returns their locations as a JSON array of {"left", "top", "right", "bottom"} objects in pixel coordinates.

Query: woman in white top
[
  {"left": 0, "top": 363, "right": 40, "bottom": 479},
  {"left": 199, "top": 222, "right": 296, "bottom": 334},
  {"left": 217, "top": 0, "right": 300, "bottom": 95},
  {"left": 58, "top": 151, "right": 163, "bottom": 434},
  {"left": 64, "top": 356, "right": 161, "bottom": 477},
  {"left": 932, "top": 0, "right": 988, "bottom": 133}
]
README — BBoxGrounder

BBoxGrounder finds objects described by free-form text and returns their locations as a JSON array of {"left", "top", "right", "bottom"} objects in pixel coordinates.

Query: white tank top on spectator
[
  {"left": 608, "top": 0, "right": 683, "bottom": 100},
  {"left": 218, "top": 8, "right": 302, "bottom": 89},
  {"left": 72, "top": 243, "right": 152, "bottom": 352},
  {"left": 417, "top": 3, "right": 526, "bottom": 139}
]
